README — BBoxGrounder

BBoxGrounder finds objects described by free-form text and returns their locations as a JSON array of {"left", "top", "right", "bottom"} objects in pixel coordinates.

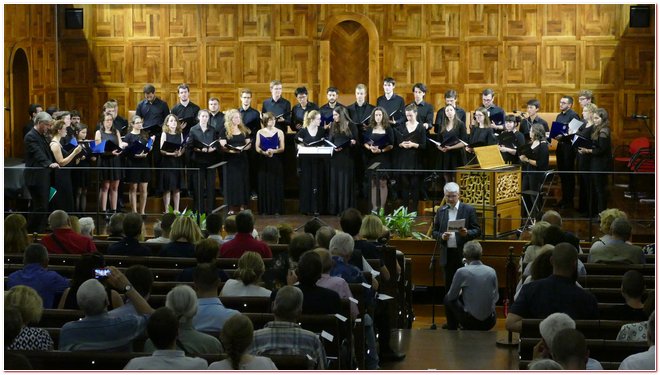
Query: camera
[{"left": 94, "top": 268, "right": 110, "bottom": 279}]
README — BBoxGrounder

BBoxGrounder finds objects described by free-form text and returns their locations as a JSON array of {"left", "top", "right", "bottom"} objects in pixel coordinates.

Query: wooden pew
[
  {"left": 518, "top": 338, "right": 648, "bottom": 368},
  {"left": 586, "top": 288, "right": 654, "bottom": 304},
  {"left": 521, "top": 318, "right": 639, "bottom": 341},
  {"left": 578, "top": 275, "right": 655, "bottom": 289},
  {"left": 519, "top": 359, "right": 620, "bottom": 370},
  {"left": 579, "top": 253, "right": 654, "bottom": 264},
  {"left": 582, "top": 263, "right": 655, "bottom": 276}
]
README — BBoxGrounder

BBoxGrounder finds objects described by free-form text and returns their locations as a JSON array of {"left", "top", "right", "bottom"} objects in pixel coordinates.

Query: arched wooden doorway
[
  {"left": 320, "top": 13, "right": 379, "bottom": 105},
  {"left": 10, "top": 48, "right": 30, "bottom": 158}
]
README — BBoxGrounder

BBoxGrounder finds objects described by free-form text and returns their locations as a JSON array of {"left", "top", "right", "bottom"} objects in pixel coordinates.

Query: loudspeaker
[
  {"left": 630, "top": 5, "right": 651, "bottom": 28},
  {"left": 64, "top": 8, "right": 83, "bottom": 29}
]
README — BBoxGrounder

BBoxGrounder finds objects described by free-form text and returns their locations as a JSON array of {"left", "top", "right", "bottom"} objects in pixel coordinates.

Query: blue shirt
[
  {"left": 7, "top": 263, "right": 70, "bottom": 309},
  {"left": 59, "top": 312, "right": 148, "bottom": 351},
  {"left": 445, "top": 261, "right": 498, "bottom": 321},
  {"left": 510, "top": 275, "right": 598, "bottom": 320},
  {"left": 192, "top": 297, "right": 239, "bottom": 333}
]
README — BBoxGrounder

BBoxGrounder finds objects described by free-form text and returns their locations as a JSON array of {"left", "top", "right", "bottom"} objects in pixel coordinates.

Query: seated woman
[
  {"left": 176, "top": 238, "right": 229, "bottom": 282},
  {"left": 590, "top": 208, "right": 628, "bottom": 252},
  {"left": 58, "top": 252, "right": 123, "bottom": 310},
  {"left": 5, "top": 285, "right": 54, "bottom": 350},
  {"left": 144, "top": 285, "right": 222, "bottom": 354},
  {"left": 208, "top": 313, "right": 277, "bottom": 370},
  {"left": 262, "top": 233, "right": 315, "bottom": 290},
  {"left": 5, "top": 213, "right": 29, "bottom": 254},
  {"left": 159, "top": 216, "right": 203, "bottom": 258},
  {"left": 220, "top": 251, "right": 272, "bottom": 297}
]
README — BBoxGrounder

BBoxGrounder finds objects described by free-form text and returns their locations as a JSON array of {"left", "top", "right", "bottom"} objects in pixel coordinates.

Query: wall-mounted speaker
[
  {"left": 630, "top": 5, "right": 651, "bottom": 28},
  {"left": 65, "top": 8, "right": 83, "bottom": 29}
]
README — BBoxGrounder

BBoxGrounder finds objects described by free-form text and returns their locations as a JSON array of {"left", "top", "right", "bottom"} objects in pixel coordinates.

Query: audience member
[
  {"left": 109, "top": 265, "right": 153, "bottom": 318},
  {"left": 59, "top": 267, "right": 154, "bottom": 351},
  {"left": 205, "top": 212, "right": 224, "bottom": 245},
  {"left": 106, "top": 212, "right": 126, "bottom": 241},
  {"left": 360, "top": 214, "right": 402, "bottom": 276},
  {"left": 220, "top": 251, "right": 271, "bottom": 297},
  {"left": 550, "top": 329, "right": 591, "bottom": 370},
  {"left": 515, "top": 245, "right": 555, "bottom": 300},
  {"left": 7, "top": 243, "right": 69, "bottom": 309},
  {"left": 542, "top": 225, "right": 587, "bottom": 276},
  {"left": 249, "top": 285, "right": 326, "bottom": 369},
  {"left": 146, "top": 213, "right": 176, "bottom": 243},
  {"left": 220, "top": 211, "right": 272, "bottom": 258},
  {"left": 223, "top": 215, "right": 237, "bottom": 241},
  {"left": 124, "top": 307, "right": 208, "bottom": 370},
  {"left": 540, "top": 210, "right": 580, "bottom": 250},
  {"left": 144, "top": 285, "right": 223, "bottom": 354},
  {"left": 159, "top": 216, "right": 202, "bottom": 257},
  {"left": 619, "top": 312, "right": 655, "bottom": 370},
  {"left": 176, "top": 238, "right": 228, "bottom": 282},
  {"left": 69, "top": 215, "right": 80, "bottom": 234},
  {"left": 277, "top": 223, "right": 293, "bottom": 244},
  {"left": 606, "top": 270, "right": 648, "bottom": 321},
  {"left": 5, "top": 286, "right": 54, "bottom": 350},
  {"left": 107, "top": 213, "right": 150, "bottom": 256},
  {"left": 192, "top": 264, "right": 239, "bottom": 334},
  {"left": 590, "top": 208, "right": 628, "bottom": 252},
  {"left": 303, "top": 218, "right": 323, "bottom": 237},
  {"left": 78, "top": 217, "right": 95, "bottom": 238},
  {"left": 527, "top": 359, "right": 562, "bottom": 370},
  {"left": 5, "top": 306, "right": 33, "bottom": 369},
  {"left": 443, "top": 241, "right": 498, "bottom": 331},
  {"left": 314, "top": 248, "right": 358, "bottom": 319},
  {"left": 5, "top": 213, "right": 29, "bottom": 254},
  {"left": 588, "top": 217, "right": 645, "bottom": 264},
  {"left": 315, "top": 225, "right": 336, "bottom": 249},
  {"left": 520, "top": 221, "right": 551, "bottom": 270},
  {"left": 341, "top": 209, "right": 390, "bottom": 280},
  {"left": 534, "top": 312, "right": 603, "bottom": 370},
  {"left": 209, "top": 313, "right": 278, "bottom": 370},
  {"left": 41, "top": 210, "right": 96, "bottom": 254},
  {"left": 289, "top": 250, "right": 341, "bottom": 314},
  {"left": 263, "top": 233, "right": 315, "bottom": 290},
  {"left": 260, "top": 225, "right": 280, "bottom": 245},
  {"left": 58, "top": 252, "right": 123, "bottom": 310},
  {"left": 617, "top": 295, "right": 655, "bottom": 342},
  {"left": 506, "top": 243, "right": 598, "bottom": 332}
]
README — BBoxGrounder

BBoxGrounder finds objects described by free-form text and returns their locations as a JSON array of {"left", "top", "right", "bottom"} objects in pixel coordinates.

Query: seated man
[
  {"left": 588, "top": 217, "right": 645, "bottom": 264},
  {"left": 41, "top": 210, "right": 96, "bottom": 254},
  {"left": 192, "top": 263, "right": 239, "bottom": 334},
  {"left": 550, "top": 328, "right": 591, "bottom": 370},
  {"left": 107, "top": 213, "right": 150, "bottom": 256},
  {"left": 505, "top": 243, "right": 598, "bottom": 332},
  {"left": 619, "top": 312, "right": 656, "bottom": 370},
  {"left": 146, "top": 213, "right": 176, "bottom": 243},
  {"left": 176, "top": 238, "right": 229, "bottom": 282},
  {"left": 249, "top": 285, "right": 327, "bottom": 369},
  {"left": 205, "top": 212, "right": 224, "bottom": 245},
  {"left": 59, "top": 266, "right": 154, "bottom": 351},
  {"left": 534, "top": 312, "right": 603, "bottom": 370},
  {"left": 124, "top": 307, "right": 208, "bottom": 370},
  {"left": 7, "top": 243, "right": 69, "bottom": 309},
  {"left": 219, "top": 211, "right": 271, "bottom": 258},
  {"left": 442, "top": 240, "right": 498, "bottom": 331},
  {"left": 541, "top": 210, "right": 580, "bottom": 251},
  {"left": 607, "top": 270, "right": 648, "bottom": 321}
]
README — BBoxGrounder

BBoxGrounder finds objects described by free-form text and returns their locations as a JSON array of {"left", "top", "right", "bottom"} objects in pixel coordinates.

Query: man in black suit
[
  {"left": 24, "top": 112, "right": 59, "bottom": 233},
  {"left": 432, "top": 182, "right": 481, "bottom": 292}
]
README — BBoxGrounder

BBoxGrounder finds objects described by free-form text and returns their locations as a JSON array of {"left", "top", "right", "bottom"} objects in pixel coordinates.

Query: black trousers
[
  {"left": 443, "top": 247, "right": 463, "bottom": 292},
  {"left": 27, "top": 183, "right": 49, "bottom": 233},
  {"left": 190, "top": 166, "right": 217, "bottom": 215},
  {"left": 556, "top": 142, "right": 576, "bottom": 204},
  {"left": 443, "top": 295, "right": 496, "bottom": 331}
]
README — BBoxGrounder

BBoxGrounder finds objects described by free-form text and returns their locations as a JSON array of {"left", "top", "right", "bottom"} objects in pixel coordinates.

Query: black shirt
[
  {"left": 186, "top": 124, "right": 219, "bottom": 165},
  {"left": 107, "top": 237, "right": 151, "bottom": 256},
  {"left": 319, "top": 102, "right": 346, "bottom": 126},
  {"left": 434, "top": 105, "right": 467, "bottom": 133},
  {"left": 409, "top": 100, "right": 435, "bottom": 131},
  {"left": 555, "top": 109, "right": 580, "bottom": 144},
  {"left": 484, "top": 104, "right": 506, "bottom": 125},
  {"left": 240, "top": 106, "right": 261, "bottom": 140},
  {"left": 136, "top": 97, "right": 170, "bottom": 131},
  {"left": 376, "top": 94, "right": 406, "bottom": 128},
  {"left": 171, "top": 101, "right": 201, "bottom": 137},
  {"left": 291, "top": 102, "right": 319, "bottom": 132},
  {"left": 519, "top": 115, "right": 549, "bottom": 139},
  {"left": 262, "top": 97, "right": 291, "bottom": 133},
  {"left": 510, "top": 274, "right": 599, "bottom": 319},
  {"left": 209, "top": 111, "right": 225, "bottom": 134}
]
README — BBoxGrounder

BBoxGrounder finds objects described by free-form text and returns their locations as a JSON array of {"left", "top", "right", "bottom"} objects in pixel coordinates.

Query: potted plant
[
  {"left": 375, "top": 206, "right": 429, "bottom": 240},
  {"left": 166, "top": 205, "right": 207, "bottom": 231}
]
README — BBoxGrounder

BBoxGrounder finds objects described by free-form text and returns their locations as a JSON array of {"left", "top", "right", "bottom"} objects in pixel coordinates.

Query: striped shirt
[{"left": 249, "top": 321, "right": 326, "bottom": 369}]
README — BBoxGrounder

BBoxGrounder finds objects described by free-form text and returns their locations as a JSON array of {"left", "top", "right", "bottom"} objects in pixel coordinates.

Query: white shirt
[
  {"left": 446, "top": 201, "right": 460, "bottom": 248},
  {"left": 208, "top": 355, "right": 277, "bottom": 370},
  {"left": 619, "top": 345, "right": 655, "bottom": 370},
  {"left": 124, "top": 350, "right": 208, "bottom": 370},
  {"left": 220, "top": 278, "right": 272, "bottom": 297}
]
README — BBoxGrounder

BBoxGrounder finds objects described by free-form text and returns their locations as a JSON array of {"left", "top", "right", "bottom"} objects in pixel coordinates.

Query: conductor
[{"left": 432, "top": 182, "right": 481, "bottom": 293}]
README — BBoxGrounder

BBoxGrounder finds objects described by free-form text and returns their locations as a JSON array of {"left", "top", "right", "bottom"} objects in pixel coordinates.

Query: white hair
[
  {"left": 329, "top": 232, "right": 354, "bottom": 258},
  {"left": 78, "top": 217, "right": 95, "bottom": 237},
  {"left": 463, "top": 240, "right": 482, "bottom": 260},
  {"left": 528, "top": 359, "right": 563, "bottom": 370},
  {"left": 539, "top": 312, "right": 575, "bottom": 350},
  {"left": 443, "top": 182, "right": 460, "bottom": 194},
  {"left": 77, "top": 279, "right": 108, "bottom": 316},
  {"left": 166, "top": 285, "right": 198, "bottom": 323},
  {"left": 48, "top": 210, "right": 69, "bottom": 229}
]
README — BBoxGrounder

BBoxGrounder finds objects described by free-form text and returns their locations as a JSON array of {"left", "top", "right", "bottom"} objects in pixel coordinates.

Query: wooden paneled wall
[{"left": 4, "top": 5, "right": 655, "bottom": 158}]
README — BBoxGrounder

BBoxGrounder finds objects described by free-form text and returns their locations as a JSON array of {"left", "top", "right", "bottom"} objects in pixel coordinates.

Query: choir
[{"left": 33, "top": 81, "right": 612, "bottom": 218}]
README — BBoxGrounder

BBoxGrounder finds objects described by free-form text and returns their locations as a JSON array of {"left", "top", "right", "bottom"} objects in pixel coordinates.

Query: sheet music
[
  {"left": 568, "top": 118, "right": 582, "bottom": 135},
  {"left": 447, "top": 219, "right": 465, "bottom": 232}
]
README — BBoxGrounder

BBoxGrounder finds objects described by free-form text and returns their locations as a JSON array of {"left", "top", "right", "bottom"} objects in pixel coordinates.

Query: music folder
[
  {"left": 498, "top": 132, "right": 518, "bottom": 149},
  {"left": 439, "top": 135, "right": 463, "bottom": 148},
  {"left": 324, "top": 138, "right": 351, "bottom": 149},
  {"left": 549, "top": 121, "right": 568, "bottom": 139},
  {"left": 62, "top": 137, "right": 79, "bottom": 152},
  {"left": 321, "top": 112, "right": 334, "bottom": 125},
  {"left": 126, "top": 138, "right": 155, "bottom": 155},
  {"left": 571, "top": 134, "right": 594, "bottom": 149},
  {"left": 568, "top": 118, "right": 583, "bottom": 135},
  {"left": 226, "top": 142, "right": 250, "bottom": 152},
  {"left": 517, "top": 143, "right": 534, "bottom": 158},
  {"left": 193, "top": 139, "right": 218, "bottom": 150},
  {"left": 488, "top": 110, "right": 505, "bottom": 125},
  {"left": 91, "top": 139, "right": 121, "bottom": 154},
  {"left": 161, "top": 141, "right": 183, "bottom": 153},
  {"left": 366, "top": 135, "right": 391, "bottom": 149},
  {"left": 297, "top": 145, "right": 334, "bottom": 158}
]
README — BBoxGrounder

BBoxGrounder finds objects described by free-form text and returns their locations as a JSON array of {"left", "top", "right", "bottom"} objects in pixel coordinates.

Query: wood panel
[
  {"left": 280, "top": 41, "right": 315, "bottom": 87},
  {"left": 204, "top": 5, "right": 238, "bottom": 40},
  {"left": 463, "top": 4, "right": 500, "bottom": 40},
  {"left": 427, "top": 43, "right": 461, "bottom": 85},
  {"left": 502, "top": 43, "right": 539, "bottom": 87},
  {"left": 130, "top": 5, "right": 161, "bottom": 39},
  {"left": 94, "top": 44, "right": 126, "bottom": 85},
  {"left": 578, "top": 4, "right": 620, "bottom": 39},
  {"left": 241, "top": 43, "right": 274, "bottom": 84},
  {"left": 167, "top": 5, "right": 198, "bottom": 39},
  {"left": 621, "top": 43, "right": 655, "bottom": 89},
  {"left": 275, "top": 4, "right": 314, "bottom": 39},
  {"left": 581, "top": 41, "right": 618, "bottom": 88},
  {"left": 329, "top": 21, "right": 368, "bottom": 95},
  {"left": 168, "top": 44, "right": 201, "bottom": 84},
  {"left": 206, "top": 43, "right": 238, "bottom": 84},
  {"left": 130, "top": 44, "right": 164, "bottom": 84},
  {"left": 426, "top": 5, "right": 461, "bottom": 40},
  {"left": 542, "top": 4, "right": 576, "bottom": 38},
  {"left": 385, "top": 43, "right": 426, "bottom": 86},
  {"left": 465, "top": 43, "right": 499, "bottom": 85},
  {"left": 502, "top": 90, "right": 544, "bottom": 114},
  {"left": 239, "top": 4, "right": 272, "bottom": 40},
  {"left": 387, "top": 4, "right": 423, "bottom": 40},
  {"left": 540, "top": 41, "right": 579, "bottom": 89},
  {"left": 502, "top": 4, "right": 540, "bottom": 40},
  {"left": 93, "top": 4, "right": 126, "bottom": 39},
  {"left": 59, "top": 44, "right": 92, "bottom": 87}
]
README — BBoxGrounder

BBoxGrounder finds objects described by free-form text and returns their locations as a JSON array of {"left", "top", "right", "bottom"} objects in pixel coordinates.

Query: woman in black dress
[
  {"left": 575, "top": 103, "right": 597, "bottom": 216},
  {"left": 363, "top": 106, "right": 394, "bottom": 212},
  {"left": 498, "top": 114, "right": 526, "bottom": 165},
  {"left": 465, "top": 107, "right": 497, "bottom": 163},
  {"left": 220, "top": 109, "right": 252, "bottom": 214},
  {"left": 95, "top": 113, "right": 126, "bottom": 217},
  {"left": 328, "top": 106, "right": 358, "bottom": 215},
  {"left": 72, "top": 123, "right": 93, "bottom": 214},
  {"left": 159, "top": 114, "right": 185, "bottom": 213},
  {"left": 519, "top": 124, "right": 550, "bottom": 219},
  {"left": 435, "top": 104, "right": 468, "bottom": 183},
  {"left": 396, "top": 104, "right": 426, "bottom": 213},
  {"left": 49, "top": 120, "right": 83, "bottom": 212},
  {"left": 296, "top": 110, "right": 328, "bottom": 215},
  {"left": 578, "top": 108, "right": 612, "bottom": 217},
  {"left": 124, "top": 115, "right": 154, "bottom": 216},
  {"left": 256, "top": 112, "right": 285, "bottom": 215},
  {"left": 187, "top": 110, "right": 219, "bottom": 216}
]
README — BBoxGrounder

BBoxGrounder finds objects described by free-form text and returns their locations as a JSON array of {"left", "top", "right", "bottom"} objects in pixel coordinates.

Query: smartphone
[{"left": 94, "top": 267, "right": 110, "bottom": 279}]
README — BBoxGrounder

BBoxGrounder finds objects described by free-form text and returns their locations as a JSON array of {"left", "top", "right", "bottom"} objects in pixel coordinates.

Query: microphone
[
  {"left": 439, "top": 204, "right": 450, "bottom": 211},
  {"left": 632, "top": 114, "right": 649, "bottom": 120}
]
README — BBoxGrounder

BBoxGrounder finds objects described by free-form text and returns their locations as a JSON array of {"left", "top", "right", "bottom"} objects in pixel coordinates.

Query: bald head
[{"left": 541, "top": 210, "right": 562, "bottom": 227}]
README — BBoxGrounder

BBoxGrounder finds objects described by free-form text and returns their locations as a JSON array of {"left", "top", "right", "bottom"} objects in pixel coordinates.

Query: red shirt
[
  {"left": 42, "top": 228, "right": 96, "bottom": 254},
  {"left": 219, "top": 233, "right": 272, "bottom": 258}
]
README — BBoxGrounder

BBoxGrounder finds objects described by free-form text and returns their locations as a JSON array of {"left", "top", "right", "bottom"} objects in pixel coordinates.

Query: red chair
[
  {"left": 626, "top": 146, "right": 655, "bottom": 200},
  {"left": 614, "top": 137, "right": 651, "bottom": 167}
]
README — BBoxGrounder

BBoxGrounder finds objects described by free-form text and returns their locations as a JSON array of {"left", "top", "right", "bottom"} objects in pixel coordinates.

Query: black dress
[
  {"left": 71, "top": 145, "right": 91, "bottom": 194},
  {"left": 296, "top": 127, "right": 328, "bottom": 215},
  {"left": 499, "top": 130, "right": 525, "bottom": 165},
  {"left": 467, "top": 127, "right": 497, "bottom": 164},
  {"left": 99, "top": 131, "right": 123, "bottom": 181},
  {"left": 123, "top": 132, "right": 151, "bottom": 183},
  {"left": 522, "top": 141, "right": 549, "bottom": 216},
  {"left": 363, "top": 127, "right": 394, "bottom": 178},
  {"left": 257, "top": 133, "right": 284, "bottom": 215},
  {"left": 159, "top": 132, "right": 184, "bottom": 191},
  {"left": 395, "top": 123, "right": 427, "bottom": 212},
  {"left": 437, "top": 122, "right": 468, "bottom": 170},
  {"left": 589, "top": 127, "right": 612, "bottom": 215},
  {"left": 50, "top": 141, "right": 74, "bottom": 213},
  {"left": 328, "top": 124, "right": 358, "bottom": 215},
  {"left": 575, "top": 122, "right": 594, "bottom": 214},
  {"left": 222, "top": 133, "right": 250, "bottom": 207}
]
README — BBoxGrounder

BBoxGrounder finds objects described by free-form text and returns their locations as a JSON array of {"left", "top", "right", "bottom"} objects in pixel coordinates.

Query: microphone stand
[{"left": 428, "top": 212, "right": 444, "bottom": 330}]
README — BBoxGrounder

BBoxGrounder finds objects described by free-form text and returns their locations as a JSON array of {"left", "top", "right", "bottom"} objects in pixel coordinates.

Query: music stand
[{"left": 295, "top": 146, "right": 334, "bottom": 230}]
